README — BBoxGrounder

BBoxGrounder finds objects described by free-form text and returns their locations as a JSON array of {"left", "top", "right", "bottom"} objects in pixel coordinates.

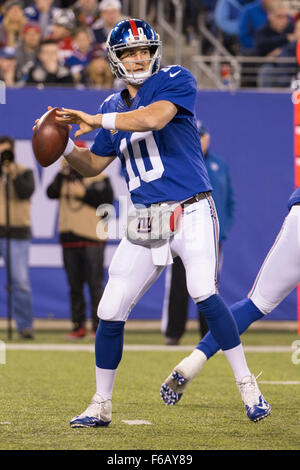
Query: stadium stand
[{"left": 0, "top": 0, "right": 299, "bottom": 90}]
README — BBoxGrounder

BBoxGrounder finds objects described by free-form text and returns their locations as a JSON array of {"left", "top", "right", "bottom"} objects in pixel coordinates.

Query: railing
[
  {"left": 123, "top": 0, "right": 299, "bottom": 90},
  {"left": 122, "top": 0, "right": 147, "bottom": 20},
  {"left": 121, "top": 0, "right": 185, "bottom": 65},
  {"left": 192, "top": 55, "right": 298, "bottom": 90},
  {"left": 156, "top": 0, "right": 184, "bottom": 65}
]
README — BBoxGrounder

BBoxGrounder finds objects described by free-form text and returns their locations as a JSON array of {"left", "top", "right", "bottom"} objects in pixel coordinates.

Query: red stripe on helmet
[{"left": 129, "top": 19, "right": 139, "bottom": 38}]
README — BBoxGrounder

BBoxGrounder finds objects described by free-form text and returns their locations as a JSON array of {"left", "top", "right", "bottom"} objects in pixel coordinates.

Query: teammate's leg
[
  {"left": 70, "top": 237, "right": 164, "bottom": 427},
  {"left": 196, "top": 205, "right": 300, "bottom": 360}
]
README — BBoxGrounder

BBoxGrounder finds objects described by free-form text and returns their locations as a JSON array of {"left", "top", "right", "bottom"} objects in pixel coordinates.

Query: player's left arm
[
  {"left": 109, "top": 100, "right": 178, "bottom": 131},
  {"left": 55, "top": 101, "right": 178, "bottom": 137}
]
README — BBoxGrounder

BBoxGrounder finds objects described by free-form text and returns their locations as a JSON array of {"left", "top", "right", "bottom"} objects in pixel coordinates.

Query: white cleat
[
  {"left": 236, "top": 374, "right": 271, "bottom": 422},
  {"left": 70, "top": 392, "right": 112, "bottom": 428}
]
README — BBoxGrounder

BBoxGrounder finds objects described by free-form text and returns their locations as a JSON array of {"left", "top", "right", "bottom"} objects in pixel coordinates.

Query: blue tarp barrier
[{"left": 0, "top": 87, "right": 295, "bottom": 321}]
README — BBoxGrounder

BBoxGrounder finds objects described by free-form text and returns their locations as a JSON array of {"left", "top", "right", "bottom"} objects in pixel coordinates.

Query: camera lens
[{"left": 0, "top": 150, "right": 14, "bottom": 164}]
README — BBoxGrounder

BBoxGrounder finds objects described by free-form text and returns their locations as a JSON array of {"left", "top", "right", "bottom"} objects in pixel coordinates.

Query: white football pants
[
  {"left": 98, "top": 196, "right": 219, "bottom": 322},
  {"left": 249, "top": 205, "right": 300, "bottom": 314}
]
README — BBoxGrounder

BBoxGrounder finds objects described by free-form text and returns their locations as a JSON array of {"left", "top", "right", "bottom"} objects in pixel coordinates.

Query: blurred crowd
[
  {"left": 192, "top": 0, "right": 300, "bottom": 55},
  {"left": 0, "top": 0, "right": 125, "bottom": 88},
  {"left": 0, "top": 0, "right": 300, "bottom": 89},
  {"left": 185, "top": 0, "right": 300, "bottom": 87}
]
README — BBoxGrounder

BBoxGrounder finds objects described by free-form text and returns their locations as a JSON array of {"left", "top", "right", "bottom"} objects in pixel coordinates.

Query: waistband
[{"left": 180, "top": 191, "right": 211, "bottom": 209}]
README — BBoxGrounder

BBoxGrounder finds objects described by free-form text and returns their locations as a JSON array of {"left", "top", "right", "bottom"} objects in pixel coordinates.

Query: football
[{"left": 32, "top": 107, "right": 69, "bottom": 167}]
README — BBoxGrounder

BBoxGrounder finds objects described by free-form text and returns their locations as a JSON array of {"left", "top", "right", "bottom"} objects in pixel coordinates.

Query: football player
[
  {"left": 161, "top": 187, "right": 300, "bottom": 406},
  {"left": 53, "top": 19, "right": 271, "bottom": 426}
]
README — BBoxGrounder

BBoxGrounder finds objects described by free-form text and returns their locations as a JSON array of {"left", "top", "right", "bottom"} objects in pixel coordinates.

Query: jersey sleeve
[
  {"left": 151, "top": 66, "right": 197, "bottom": 115},
  {"left": 90, "top": 94, "right": 117, "bottom": 157}
]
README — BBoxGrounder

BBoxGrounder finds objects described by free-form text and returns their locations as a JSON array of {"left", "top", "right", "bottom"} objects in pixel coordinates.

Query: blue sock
[
  {"left": 197, "top": 298, "right": 264, "bottom": 359},
  {"left": 95, "top": 319, "right": 125, "bottom": 369},
  {"left": 196, "top": 294, "right": 241, "bottom": 352}
]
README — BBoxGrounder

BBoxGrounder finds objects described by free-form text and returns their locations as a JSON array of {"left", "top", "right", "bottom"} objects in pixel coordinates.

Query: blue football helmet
[{"left": 106, "top": 19, "right": 162, "bottom": 85}]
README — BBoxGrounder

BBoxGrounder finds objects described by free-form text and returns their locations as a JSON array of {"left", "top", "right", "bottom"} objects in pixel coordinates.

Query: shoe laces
[
  {"left": 79, "top": 393, "right": 103, "bottom": 418},
  {"left": 237, "top": 372, "right": 262, "bottom": 408}
]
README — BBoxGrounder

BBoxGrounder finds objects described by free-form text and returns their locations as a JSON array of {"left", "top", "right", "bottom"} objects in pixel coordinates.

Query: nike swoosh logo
[
  {"left": 184, "top": 208, "right": 199, "bottom": 215},
  {"left": 169, "top": 70, "right": 181, "bottom": 78}
]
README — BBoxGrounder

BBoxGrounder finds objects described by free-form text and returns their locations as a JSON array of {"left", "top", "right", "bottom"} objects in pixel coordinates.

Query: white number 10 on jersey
[{"left": 120, "top": 131, "right": 165, "bottom": 191}]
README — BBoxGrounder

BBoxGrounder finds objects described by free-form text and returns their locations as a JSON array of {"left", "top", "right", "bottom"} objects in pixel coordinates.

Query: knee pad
[
  {"left": 184, "top": 260, "right": 217, "bottom": 303},
  {"left": 98, "top": 276, "right": 127, "bottom": 322}
]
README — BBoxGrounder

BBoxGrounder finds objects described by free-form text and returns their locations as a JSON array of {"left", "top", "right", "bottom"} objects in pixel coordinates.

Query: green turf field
[{"left": 0, "top": 328, "right": 299, "bottom": 451}]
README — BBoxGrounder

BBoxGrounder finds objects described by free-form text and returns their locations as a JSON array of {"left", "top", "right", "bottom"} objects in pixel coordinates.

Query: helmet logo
[
  {"left": 128, "top": 19, "right": 139, "bottom": 38},
  {"left": 128, "top": 27, "right": 145, "bottom": 40}
]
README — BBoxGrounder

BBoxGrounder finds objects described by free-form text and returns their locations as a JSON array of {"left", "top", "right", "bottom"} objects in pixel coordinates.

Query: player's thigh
[
  {"left": 249, "top": 206, "right": 300, "bottom": 313},
  {"left": 171, "top": 197, "right": 219, "bottom": 302},
  {"left": 98, "top": 237, "right": 163, "bottom": 321}
]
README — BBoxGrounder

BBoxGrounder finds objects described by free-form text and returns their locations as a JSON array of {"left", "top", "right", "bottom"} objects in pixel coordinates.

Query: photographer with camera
[
  {"left": 0, "top": 135, "right": 35, "bottom": 339},
  {"left": 46, "top": 144, "right": 114, "bottom": 339}
]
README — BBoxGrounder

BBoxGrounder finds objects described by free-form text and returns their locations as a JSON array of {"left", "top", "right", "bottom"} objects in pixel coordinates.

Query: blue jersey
[
  {"left": 288, "top": 187, "right": 300, "bottom": 210},
  {"left": 91, "top": 65, "right": 212, "bottom": 206}
]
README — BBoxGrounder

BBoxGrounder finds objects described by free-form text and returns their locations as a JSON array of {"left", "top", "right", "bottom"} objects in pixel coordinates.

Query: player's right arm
[{"left": 64, "top": 146, "right": 116, "bottom": 177}]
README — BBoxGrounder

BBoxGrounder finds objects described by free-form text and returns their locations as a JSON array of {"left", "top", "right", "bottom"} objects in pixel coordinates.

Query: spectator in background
[
  {"left": 25, "top": 0, "right": 62, "bottom": 38},
  {"left": 254, "top": 2, "right": 294, "bottom": 56},
  {"left": 162, "top": 123, "right": 236, "bottom": 345},
  {"left": 81, "top": 45, "right": 115, "bottom": 88},
  {"left": 0, "top": 0, "right": 26, "bottom": 48},
  {"left": 73, "top": 0, "right": 101, "bottom": 28},
  {"left": 194, "top": 0, "right": 218, "bottom": 55},
  {"left": 65, "top": 26, "right": 93, "bottom": 83},
  {"left": 46, "top": 151, "right": 114, "bottom": 339},
  {"left": 26, "top": 38, "right": 73, "bottom": 86},
  {"left": 92, "top": 0, "right": 122, "bottom": 45},
  {"left": 0, "top": 3, "right": 4, "bottom": 24},
  {"left": 239, "top": 0, "right": 274, "bottom": 54},
  {"left": 215, "top": 0, "right": 253, "bottom": 54},
  {"left": 15, "top": 21, "right": 41, "bottom": 81},
  {"left": 276, "top": 18, "right": 300, "bottom": 86},
  {"left": 254, "top": 1, "right": 295, "bottom": 87},
  {"left": 0, "top": 46, "right": 17, "bottom": 86},
  {"left": 57, "top": 0, "right": 77, "bottom": 7},
  {"left": 50, "top": 9, "right": 76, "bottom": 62},
  {"left": 0, "top": 135, "right": 35, "bottom": 339},
  {"left": 182, "top": 0, "right": 202, "bottom": 44}
]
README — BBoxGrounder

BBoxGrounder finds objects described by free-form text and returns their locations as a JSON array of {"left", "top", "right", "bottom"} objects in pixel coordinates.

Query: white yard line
[
  {"left": 3, "top": 344, "right": 296, "bottom": 352},
  {"left": 259, "top": 381, "right": 300, "bottom": 385},
  {"left": 122, "top": 420, "right": 153, "bottom": 425}
]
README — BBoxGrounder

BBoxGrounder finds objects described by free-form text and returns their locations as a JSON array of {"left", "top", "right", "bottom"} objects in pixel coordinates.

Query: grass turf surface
[{"left": 0, "top": 329, "right": 299, "bottom": 450}]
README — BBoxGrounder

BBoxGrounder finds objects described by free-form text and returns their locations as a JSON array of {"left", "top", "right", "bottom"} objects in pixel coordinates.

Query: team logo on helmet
[{"left": 106, "top": 19, "right": 162, "bottom": 85}]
